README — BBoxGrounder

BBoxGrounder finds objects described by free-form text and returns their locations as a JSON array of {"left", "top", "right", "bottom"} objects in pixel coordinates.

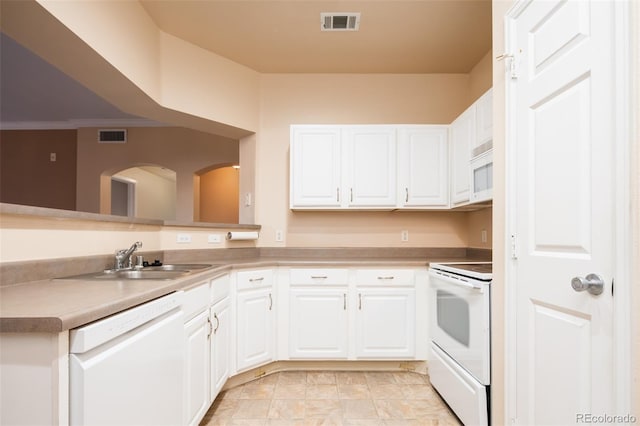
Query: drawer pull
[
  {"left": 268, "top": 293, "right": 273, "bottom": 311},
  {"left": 358, "top": 293, "right": 362, "bottom": 310},
  {"left": 213, "top": 313, "right": 219, "bottom": 334},
  {"left": 377, "top": 276, "right": 395, "bottom": 280},
  {"left": 249, "top": 277, "right": 264, "bottom": 283},
  {"left": 343, "top": 293, "right": 347, "bottom": 310},
  {"left": 207, "top": 317, "right": 213, "bottom": 338},
  {"left": 311, "top": 275, "right": 328, "bottom": 279}
]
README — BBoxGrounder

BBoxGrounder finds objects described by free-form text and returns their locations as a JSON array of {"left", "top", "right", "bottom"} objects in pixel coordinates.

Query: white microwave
[{"left": 470, "top": 150, "right": 493, "bottom": 202}]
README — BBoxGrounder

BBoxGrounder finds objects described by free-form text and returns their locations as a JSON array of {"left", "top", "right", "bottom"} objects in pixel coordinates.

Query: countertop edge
[{"left": 0, "top": 255, "right": 488, "bottom": 333}]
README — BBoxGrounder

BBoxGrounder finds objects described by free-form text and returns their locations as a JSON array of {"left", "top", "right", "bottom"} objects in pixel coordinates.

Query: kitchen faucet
[{"left": 114, "top": 241, "right": 142, "bottom": 270}]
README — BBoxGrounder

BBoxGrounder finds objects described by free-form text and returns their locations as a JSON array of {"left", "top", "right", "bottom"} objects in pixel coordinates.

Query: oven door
[{"left": 428, "top": 269, "right": 490, "bottom": 384}]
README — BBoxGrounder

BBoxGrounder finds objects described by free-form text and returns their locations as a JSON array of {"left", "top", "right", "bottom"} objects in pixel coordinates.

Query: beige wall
[
  {"left": 256, "top": 73, "right": 491, "bottom": 247},
  {"left": 114, "top": 167, "right": 176, "bottom": 220},
  {"left": 0, "top": 130, "right": 77, "bottom": 210},
  {"left": 0, "top": 0, "right": 258, "bottom": 139},
  {"left": 199, "top": 167, "right": 239, "bottom": 224},
  {"left": 76, "top": 127, "right": 238, "bottom": 222},
  {"left": 491, "top": 1, "right": 512, "bottom": 425}
]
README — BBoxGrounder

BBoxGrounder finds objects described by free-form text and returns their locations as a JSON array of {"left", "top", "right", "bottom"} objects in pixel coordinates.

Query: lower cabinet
[
  {"left": 235, "top": 269, "right": 275, "bottom": 372},
  {"left": 183, "top": 282, "right": 212, "bottom": 426},
  {"left": 184, "top": 310, "right": 210, "bottom": 426},
  {"left": 289, "top": 288, "right": 348, "bottom": 359},
  {"left": 210, "top": 296, "right": 230, "bottom": 398},
  {"left": 355, "top": 287, "right": 416, "bottom": 358}
]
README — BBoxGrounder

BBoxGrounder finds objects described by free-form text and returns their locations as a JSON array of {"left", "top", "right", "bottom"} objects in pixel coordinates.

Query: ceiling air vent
[
  {"left": 98, "top": 129, "right": 127, "bottom": 144},
  {"left": 321, "top": 13, "right": 360, "bottom": 31}
]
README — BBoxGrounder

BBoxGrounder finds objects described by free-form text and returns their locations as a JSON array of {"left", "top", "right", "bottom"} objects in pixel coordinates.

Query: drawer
[
  {"left": 236, "top": 269, "right": 274, "bottom": 290},
  {"left": 290, "top": 268, "right": 349, "bottom": 285},
  {"left": 182, "top": 282, "right": 210, "bottom": 321},
  {"left": 355, "top": 269, "right": 415, "bottom": 286},
  {"left": 210, "top": 274, "right": 230, "bottom": 304}
]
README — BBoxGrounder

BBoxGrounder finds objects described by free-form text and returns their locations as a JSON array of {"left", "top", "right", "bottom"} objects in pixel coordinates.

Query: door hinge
[
  {"left": 497, "top": 51, "right": 518, "bottom": 79},
  {"left": 510, "top": 234, "right": 518, "bottom": 260}
]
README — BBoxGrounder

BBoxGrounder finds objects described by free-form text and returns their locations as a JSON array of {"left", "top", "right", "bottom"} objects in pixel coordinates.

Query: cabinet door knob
[
  {"left": 268, "top": 293, "right": 273, "bottom": 310},
  {"left": 405, "top": 188, "right": 409, "bottom": 203}
]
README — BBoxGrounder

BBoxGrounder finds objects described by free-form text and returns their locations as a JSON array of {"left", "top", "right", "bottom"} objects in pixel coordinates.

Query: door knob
[{"left": 571, "top": 274, "right": 604, "bottom": 296}]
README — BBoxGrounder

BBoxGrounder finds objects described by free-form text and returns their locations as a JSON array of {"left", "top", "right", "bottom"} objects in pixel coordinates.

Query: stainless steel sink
[
  {"left": 143, "top": 264, "right": 213, "bottom": 272},
  {"left": 56, "top": 264, "right": 214, "bottom": 281}
]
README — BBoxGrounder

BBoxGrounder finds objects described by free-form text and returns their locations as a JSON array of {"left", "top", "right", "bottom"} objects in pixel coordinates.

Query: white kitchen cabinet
[
  {"left": 355, "top": 269, "right": 416, "bottom": 359},
  {"left": 210, "top": 296, "right": 230, "bottom": 398},
  {"left": 397, "top": 126, "right": 449, "bottom": 208},
  {"left": 344, "top": 126, "right": 397, "bottom": 208},
  {"left": 209, "top": 274, "right": 231, "bottom": 401},
  {"left": 184, "top": 310, "right": 210, "bottom": 426},
  {"left": 289, "top": 271, "right": 349, "bottom": 359},
  {"left": 290, "top": 125, "right": 342, "bottom": 208},
  {"left": 235, "top": 269, "right": 275, "bottom": 372},
  {"left": 182, "top": 283, "right": 211, "bottom": 426},
  {"left": 474, "top": 88, "right": 493, "bottom": 155},
  {"left": 289, "top": 289, "right": 348, "bottom": 359},
  {"left": 450, "top": 105, "right": 474, "bottom": 206}
]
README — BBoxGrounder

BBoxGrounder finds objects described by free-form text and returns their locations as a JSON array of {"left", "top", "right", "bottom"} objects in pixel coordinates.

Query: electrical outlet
[
  {"left": 401, "top": 230, "right": 409, "bottom": 242},
  {"left": 481, "top": 229, "right": 488, "bottom": 244},
  {"left": 275, "top": 230, "right": 284, "bottom": 242},
  {"left": 245, "top": 193, "right": 252, "bottom": 207},
  {"left": 208, "top": 234, "right": 222, "bottom": 244},
  {"left": 176, "top": 233, "right": 192, "bottom": 243},
  {"left": 50, "top": 152, "right": 57, "bottom": 162}
]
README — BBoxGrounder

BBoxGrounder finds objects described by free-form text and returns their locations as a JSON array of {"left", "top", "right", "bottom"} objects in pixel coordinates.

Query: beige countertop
[{"left": 0, "top": 249, "right": 490, "bottom": 333}]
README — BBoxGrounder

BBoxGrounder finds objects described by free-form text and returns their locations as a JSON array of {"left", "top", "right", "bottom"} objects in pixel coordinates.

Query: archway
[
  {"left": 109, "top": 165, "right": 177, "bottom": 220},
  {"left": 195, "top": 164, "right": 239, "bottom": 224}
]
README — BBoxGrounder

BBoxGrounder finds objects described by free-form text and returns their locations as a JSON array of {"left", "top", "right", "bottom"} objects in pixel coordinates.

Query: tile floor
[{"left": 200, "top": 370, "right": 462, "bottom": 425}]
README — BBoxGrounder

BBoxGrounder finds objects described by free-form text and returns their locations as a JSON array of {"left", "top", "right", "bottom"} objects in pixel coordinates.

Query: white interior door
[{"left": 507, "top": 1, "right": 616, "bottom": 424}]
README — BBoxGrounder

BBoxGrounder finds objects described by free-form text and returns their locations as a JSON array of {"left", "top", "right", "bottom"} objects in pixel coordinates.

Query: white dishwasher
[{"left": 69, "top": 291, "right": 184, "bottom": 426}]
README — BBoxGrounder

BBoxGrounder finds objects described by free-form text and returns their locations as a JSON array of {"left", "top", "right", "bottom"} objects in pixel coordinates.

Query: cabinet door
[
  {"left": 289, "top": 289, "right": 348, "bottom": 359},
  {"left": 210, "top": 297, "right": 230, "bottom": 400},
  {"left": 236, "top": 287, "right": 274, "bottom": 372},
  {"left": 290, "top": 125, "right": 342, "bottom": 208},
  {"left": 345, "top": 126, "right": 397, "bottom": 208},
  {"left": 450, "top": 106, "right": 474, "bottom": 205},
  {"left": 355, "top": 288, "right": 416, "bottom": 359},
  {"left": 474, "top": 88, "right": 493, "bottom": 154},
  {"left": 397, "top": 126, "right": 449, "bottom": 207},
  {"left": 184, "top": 310, "right": 210, "bottom": 426}
]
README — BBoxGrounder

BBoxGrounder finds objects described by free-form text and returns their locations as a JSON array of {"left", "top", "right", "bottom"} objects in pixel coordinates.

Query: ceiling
[
  {"left": 0, "top": 0, "right": 492, "bottom": 127},
  {"left": 139, "top": 0, "right": 492, "bottom": 74}
]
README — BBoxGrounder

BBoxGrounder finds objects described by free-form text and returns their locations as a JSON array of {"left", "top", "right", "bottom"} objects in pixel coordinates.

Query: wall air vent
[
  {"left": 98, "top": 129, "right": 127, "bottom": 143},
  {"left": 321, "top": 13, "right": 360, "bottom": 31}
]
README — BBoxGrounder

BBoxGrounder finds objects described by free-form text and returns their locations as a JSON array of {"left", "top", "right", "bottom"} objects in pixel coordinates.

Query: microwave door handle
[{"left": 429, "top": 271, "right": 484, "bottom": 292}]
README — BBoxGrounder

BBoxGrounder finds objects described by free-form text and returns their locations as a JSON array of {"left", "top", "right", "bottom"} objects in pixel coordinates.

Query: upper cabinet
[
  {"left": 291, "top": 124, "right": 447, "bottom": 210},
  {"left": 397, "top": 126, "right": 449, "bottom": 208},
  {"left": 474, "top": 88, "right": 493, "bottom": 156},
  {"left": 344, "top": 126, "right": 397, "bottom": 208},
  {"left": 450, "top": 106, "right": 474, "bottom": 206},
  {"left": 290, "top": 126, "right": 342, "bottom": 209},
  {"left": 289, "top": 88, "right": 492, "bottom": 211}
]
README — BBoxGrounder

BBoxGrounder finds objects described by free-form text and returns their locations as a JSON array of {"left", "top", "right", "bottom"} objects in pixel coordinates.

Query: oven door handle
[{"left": 429, "top": 270, "right": 485, "bottom": 292}]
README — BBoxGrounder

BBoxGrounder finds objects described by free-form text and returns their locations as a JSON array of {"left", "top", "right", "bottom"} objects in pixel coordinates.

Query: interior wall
[
  {"left": 199, "top": 167, "right": 239, "bottom": 224},
  {"left": 466, "top": 207, "right": 493, "bottom": 249},
  {"left": 491, "top": 1, "right": 513, "bottom": 425},
  {"left": 0, "top": 130, "right": 77, "bottom": 210},
  {"left": 257, "top": 71, "right": 492, "bottom": 247},
  {"left": 115, "top": 167, "right": 176, "bottom": 220},
  {"left": 75, "top": 127, "right": 238, "bottom": 222}
]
